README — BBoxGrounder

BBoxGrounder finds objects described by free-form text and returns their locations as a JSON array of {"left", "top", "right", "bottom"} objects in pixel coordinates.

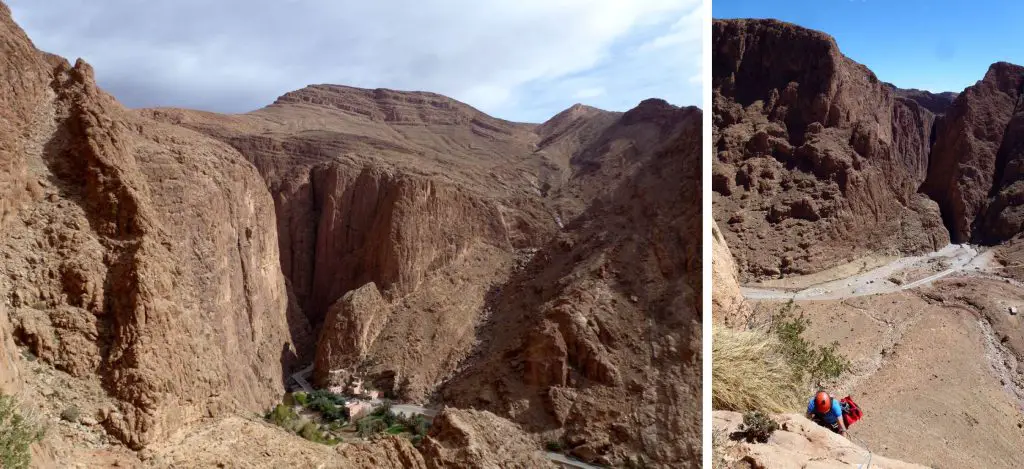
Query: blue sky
[
  {"left": 714, "top": 0, "right": 1024, "bottom": 93},
  {"left": 9, "top": 0, "right": 701, "bottom": 123}
]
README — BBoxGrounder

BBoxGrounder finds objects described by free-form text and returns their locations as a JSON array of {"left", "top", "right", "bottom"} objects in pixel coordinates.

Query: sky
[
  {"left": 714, "top": 0, "right": 1024, "bottom": 94},
  {"left": 7, "top": 0, "right": 702, "bottom": 123}
]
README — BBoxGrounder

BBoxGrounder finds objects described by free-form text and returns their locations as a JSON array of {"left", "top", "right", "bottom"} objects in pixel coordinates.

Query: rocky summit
[{"left": 0, "top": 2, "right": 701, "bottom": 467}]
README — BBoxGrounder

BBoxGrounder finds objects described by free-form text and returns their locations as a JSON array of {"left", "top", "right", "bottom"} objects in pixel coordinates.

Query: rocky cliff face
[
  {"left": 922, "top": 62, "right": 1024, "bottom": 243},
  {"left": 439, "top": 104, "right": 702, "bottom": 467},
  {"left": 0, "top": 0, "right": 309, "bottom": 452},
  {"left": 143, "top": 81, "right": 697, "bottom": 418},
  {"left": 713, "top": 19, "right": 950, "bottom": 280},
  {"left": 715, "top": 20, "right": 1024, "bottom": 281}
]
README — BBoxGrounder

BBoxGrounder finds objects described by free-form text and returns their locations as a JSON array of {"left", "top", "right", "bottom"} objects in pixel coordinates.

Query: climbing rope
[{"left": 847, "top": 433, "right": 873, "bottom": 469}]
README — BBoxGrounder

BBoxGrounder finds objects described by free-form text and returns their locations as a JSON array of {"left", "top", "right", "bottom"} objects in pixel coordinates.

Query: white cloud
[{"left": 7, "top": 0, "right": 701, "bottom": 121}]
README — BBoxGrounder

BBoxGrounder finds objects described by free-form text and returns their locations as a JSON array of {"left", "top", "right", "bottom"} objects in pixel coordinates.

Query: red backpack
[{"left": 840, "top": 396, "right": 863, "bottom": 427}]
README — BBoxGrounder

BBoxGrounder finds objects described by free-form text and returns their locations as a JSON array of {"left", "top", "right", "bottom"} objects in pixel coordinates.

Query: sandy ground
[{"left": 743, "top": 245, "right": 1024, "bottom": 468}]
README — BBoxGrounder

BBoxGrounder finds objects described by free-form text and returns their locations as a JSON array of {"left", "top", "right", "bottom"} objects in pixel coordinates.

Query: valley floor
[{"left": 742, "top": 245, "right": 1024, "bottom": 468}]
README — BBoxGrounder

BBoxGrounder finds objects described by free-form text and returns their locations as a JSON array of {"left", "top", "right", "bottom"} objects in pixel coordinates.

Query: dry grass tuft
[{"left": 712, "top": 325, "right": 803, "bottom": 412}]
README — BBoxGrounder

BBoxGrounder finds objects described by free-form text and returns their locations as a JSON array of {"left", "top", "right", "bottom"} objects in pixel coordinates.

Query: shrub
[
  {"left": 409, "top": 414, "right": 429, "bottom": 437},
  {"left": 372, "top": 400, "right": 391, "bottom": 416},
  {"left": 394, "top": 413, "right": 429, "bottom": 437},
  {"left": 712, "top": 325, "right": 802, "bottom": 412},
  {"left": 267, "top": 404, "right": 299, "bottom": 428},
  {"left": 0, "top": 394, "right": 46, "bottom": 469},
  {"left": 770, "top": 302, "right": 851, "bottom": 387},
  {"left": 545, "top": 440, "right": 563, "bottom": 452},
  {"left": 734, "top": 411, "right": 779, "bottom": 443},
  {"left": 357, "top": 418, "right": 388, "bottom": 437},
  {"left": 386, "top": 424, "right": 406, "bottom": 435},
  {"left": 297, "top": 421, "right": 339, "bottom": 444},
  {"left": 60, "top": 406, "right": 80, "bottom": 423}
]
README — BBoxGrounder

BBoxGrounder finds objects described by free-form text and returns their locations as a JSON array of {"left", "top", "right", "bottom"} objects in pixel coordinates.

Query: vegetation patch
[
  {"left": 732, "top": 411, "right": 779, "bottom": 443},
  {"left": 770, "top": 301, "right": 851, "bottom": 387},
  {"left": 265, "top": 398, "right": 341, "bottom": 444},
  {"left": 267, "top": 392, "right": 431, "bottom": 446},
  {"left": 713, "top": 301, "right": 851, "bottom": 413},
  {"left": 712, "top": 325, "right": 802, "bottom": 412},
  {"left": 0, "top": 394, "right": 46, "bottom": 469}
]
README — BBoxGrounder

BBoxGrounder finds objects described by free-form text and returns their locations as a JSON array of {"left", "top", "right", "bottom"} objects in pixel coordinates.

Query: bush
[
  {"left": 60, "top": 406, "right": 80, "bottom": 423},
  {"left": 357, "top": 418, "right": 388, "bottom": 437},
  {"left": 0, "top": 394, "right": 46, "bottom": 469},
  {"left": 370, "top": 401, "right": 398, "bottom": 427},
  {"left": 285, "top": 392, "right": 309, "bottom": 407},
  {"left": 712, "top": 325, "right": 802, "bottom": 412},
  {"left": 735, "top": 411, "right": 779, "bottom": 443},
  {"left": 298, "top": 421, "right": 338, "bottom": 444},
  {"left": 545, "top": 440, "right": 563, "bottom": 452},
  {"left": 395, "top": 413, "right": 429, "bottom": 437},
  {"left": 770, "top": 302, "right": 851, "bottom": 386},
  {"left": 267, "top": 404, "right": 299, "bottom": 428}
]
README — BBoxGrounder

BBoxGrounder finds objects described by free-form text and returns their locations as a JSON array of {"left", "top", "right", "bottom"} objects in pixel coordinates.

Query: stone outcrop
[
  {"left": 420, "top": 409, "right": 555, "bottom": 469},
  {"left": 713, "top": 19, "right": 948, "bottom": 280},
  {"left": 313, "top": 282, "right": 387, "bottom": 387},
  {"left": 711, "top": 222, "right": 751, "bottom": 327},
  {"left": 713, "top": 412, "right": 928, "bottom": 469}
]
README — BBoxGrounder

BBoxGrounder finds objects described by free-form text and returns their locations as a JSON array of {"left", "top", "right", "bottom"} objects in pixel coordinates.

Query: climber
[{"left": 807, "top": 391, "right": 847, "bottom": 437}]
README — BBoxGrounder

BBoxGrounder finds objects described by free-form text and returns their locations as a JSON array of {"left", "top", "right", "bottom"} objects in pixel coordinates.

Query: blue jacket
[{"left": 807, "top": 396, "right": 843, "bottom": 425}]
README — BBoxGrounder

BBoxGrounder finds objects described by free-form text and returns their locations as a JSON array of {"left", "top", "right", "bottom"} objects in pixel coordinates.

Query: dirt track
[{"left": 742, "top": 244, "right": 994, "bottom": 301}]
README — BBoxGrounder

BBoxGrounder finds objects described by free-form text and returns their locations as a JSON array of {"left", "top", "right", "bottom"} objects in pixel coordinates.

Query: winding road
[{"left": 742, "top": 244, "right": 993, "bottom": 301}]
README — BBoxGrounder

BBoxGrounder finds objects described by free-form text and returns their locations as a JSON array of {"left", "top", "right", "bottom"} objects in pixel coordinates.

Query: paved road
[{"left": 742, "top": 244, "right": 992, "bottom": 301}]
